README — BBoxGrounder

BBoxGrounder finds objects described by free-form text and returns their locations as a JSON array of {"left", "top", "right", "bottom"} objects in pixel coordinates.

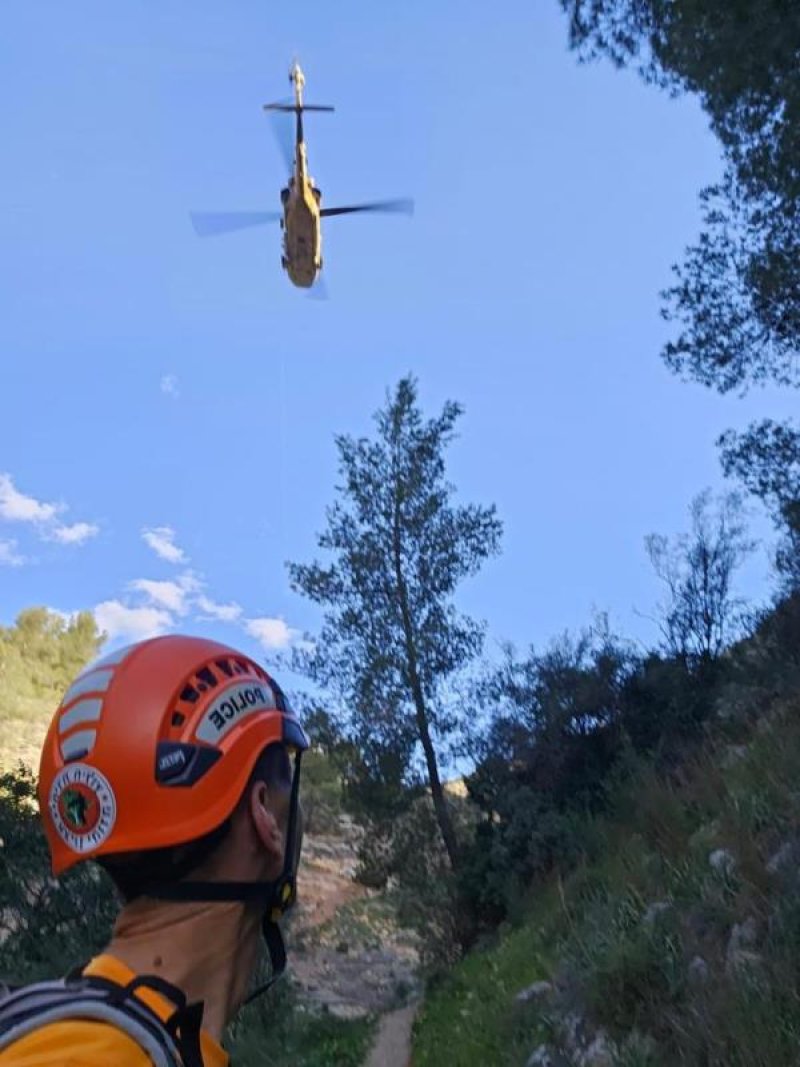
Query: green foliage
[
  {"left": 353, "top": 791, "right": 479, "bottom": 969},
  {"left": 226, "top": 980, "right": 376, "bottom": 1067},
  {"left": 0, "top": 608, "right": 104, "bottom": 771},
  {"left": 459, "top": 523, "right": 757, "bottom": 939},
  {"left": 412, "top": 904, "right": 556, "bottom": 1067},
  {"left": 660, "top": 172, "right": 799, "bottom": 396},
  {"left": 288, "top": 376, "right": 502, "bottom": 867},
  {"left": 567, "top": 887, "right": 686, "bottom": 1034},
  {"left": 721, "top": 426, "right": 800, "bottom": 580},
  {"left": 559, "top": 0, "right": 800, "bottom": 524},
  {"left": 413, "top": 685, "right": 800, "bottom": 1066},
  {"left": 719, "top": 421, "right": 800, "bottom": 517},
  {"left": 460, "top": 627, "right": 643, "bottom": 929},
  {"left": 460, "top": 785, "right": 582, "bottom": 928},
  {"left": 388, "top": 794, "right": 479, "bottom": 970},
  {"left": 560, "top": 0, "right": 800, "bottom": 388},
  {"left": 644, "top": 490, "right": 754, "bottom": 661},
  {"left": 300, "top": 748, "right": 345, "bottom": 835}
]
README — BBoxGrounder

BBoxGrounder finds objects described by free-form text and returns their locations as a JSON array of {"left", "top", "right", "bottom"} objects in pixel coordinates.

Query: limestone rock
[
  {"left": 727, "top": 917, "right": 758, "bottom": 956},
  {"left": 643, "top": 901, "right": 672, "bottom": 927},
  {"left": 723, "top": 917, "right": 760, "bottom": 981},
  {"left": 515, "top": 980, "right": 554, "bottom": 1006},
  {"left": 577, "top": 1033, "right": 613, "bottom": 1067},
  {"left": 709, "top": 848, "right": 736, "bottom": 876},
  {"left": 687, "top": 955, "right": 710, "bottom": 987},
  {"left": 526, "top": 1046, "right": 555, "bottom": 1067},
  {"left": 766, "top": 840, "right": 799, "bottom": 876}
]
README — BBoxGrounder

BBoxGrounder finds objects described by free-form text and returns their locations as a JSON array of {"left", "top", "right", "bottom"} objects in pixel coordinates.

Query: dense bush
[
  {"left": 458, "top": 628, "right": 732, "bottom": 933},
  {"left": 299, "top": 748, "right": 346, "bottom": 836},
  {"left": 0, "top": 608, "right": 104, "bottom": 772},
  {"left": 0, "top": 764, "right": 118, "bottom": 983},
  {"left": 352, "top": 791, "right": 479, "bottom": 969}
]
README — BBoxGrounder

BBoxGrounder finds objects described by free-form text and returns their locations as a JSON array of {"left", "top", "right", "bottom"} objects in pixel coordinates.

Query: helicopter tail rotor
[
  {"left": 267, "top": 60, "right": 333, "bottom": 113},
  {"left": 263, "top": 102, "right": 334, "bottom": 114}
]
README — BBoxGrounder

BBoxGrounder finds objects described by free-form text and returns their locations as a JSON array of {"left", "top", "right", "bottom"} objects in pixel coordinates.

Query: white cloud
[
  {"left": 129, "top": 578, "right": 189, "bottom": 615},
  {"left": 244, "top": 617, "right": 300, "bottom": 651},
  {"left": 49, "top": 521, "right": 100, "bottom": 546},
  {"left": 196, "top": 595, "right": 243, "bottom": 623},
  {"left": 0, "top": 473, "right": 99, "bottom": 552},
  {"left": 0, "top": 539, "right": 25, "bottom": 566},
  {"left": 160, "top": 374, "right": 179, "bottom": 398},
  {"left": 94, "top": 600, "right": 174, "bottom": 642},
  {"left": 0, "top": 473, "right": 61, "bottom": 524},
  {"left": 142, "top": 526, "right": 186, "bottom": 564},
  {"left": 129, "top": 572, "right": 200, "bottom": 615}
]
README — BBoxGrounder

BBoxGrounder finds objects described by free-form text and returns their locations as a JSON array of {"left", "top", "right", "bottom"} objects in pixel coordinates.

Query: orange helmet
[{"left": 39, "top": 634, "right": 309, "bottom": 876}]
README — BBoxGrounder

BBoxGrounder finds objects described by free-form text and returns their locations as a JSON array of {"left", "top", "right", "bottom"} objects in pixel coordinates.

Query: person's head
[
  {"left": 38, "top": 635, "right": 308, "bottom": 980},
  {"left": 100, "top": 740, "right": 301, "bottom": 904}
]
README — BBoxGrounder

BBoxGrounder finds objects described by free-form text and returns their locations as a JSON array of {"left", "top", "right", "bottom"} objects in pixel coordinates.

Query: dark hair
[{"left": 101, "top": 743, "right": 294, "bottom": 902}]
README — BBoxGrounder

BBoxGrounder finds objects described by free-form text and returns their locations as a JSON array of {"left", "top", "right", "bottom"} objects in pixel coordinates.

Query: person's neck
[{"left": 105, "top": 897, "right": 263, "bottom": 1040}]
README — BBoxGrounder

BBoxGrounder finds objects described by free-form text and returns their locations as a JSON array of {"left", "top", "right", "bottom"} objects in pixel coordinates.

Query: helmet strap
[
  {"left": 242, "top": 918, "right": 287, "bottom": 1004},
  {"left": 139, "top": 750, "right": 303, "bottom": 1006}
]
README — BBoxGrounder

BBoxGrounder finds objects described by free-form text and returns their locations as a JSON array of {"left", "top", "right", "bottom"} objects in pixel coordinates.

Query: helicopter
[{"left": 190, "top": 61, "right": 414, "bottom": 291}]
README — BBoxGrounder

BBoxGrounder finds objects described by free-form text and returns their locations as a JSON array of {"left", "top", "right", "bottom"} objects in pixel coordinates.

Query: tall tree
[
  {"left": 288, "top": 377, "right": 502, "bottom": 868},
  {"left": 645, "top": 489, "right": 754, "bottom": 661},
  {"left": 559, "top": 0, "right": 800, "bottom": 519},
  {"left": 0, "top": 608, "right": 104, "bottom": 770}
]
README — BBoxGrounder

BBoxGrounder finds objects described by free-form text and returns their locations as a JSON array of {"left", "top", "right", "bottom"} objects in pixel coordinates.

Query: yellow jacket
[{"left": 0, "top": 954, "right": 228, "bottom": 1067}]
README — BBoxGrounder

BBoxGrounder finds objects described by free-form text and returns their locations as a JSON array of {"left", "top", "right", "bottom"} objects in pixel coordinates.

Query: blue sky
[{"left": 1, "top": 1, "right": 794, "bottom": 687}]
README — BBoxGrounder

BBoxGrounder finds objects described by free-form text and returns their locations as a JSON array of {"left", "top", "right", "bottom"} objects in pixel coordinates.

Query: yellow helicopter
[{"left": 190, "top": 61, "right": 414, "bottom": 291}]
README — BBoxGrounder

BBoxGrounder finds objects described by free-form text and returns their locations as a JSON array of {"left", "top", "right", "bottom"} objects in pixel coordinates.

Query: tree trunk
[{"left": 391, "top": 506, "right": 460, "bottom": 871}]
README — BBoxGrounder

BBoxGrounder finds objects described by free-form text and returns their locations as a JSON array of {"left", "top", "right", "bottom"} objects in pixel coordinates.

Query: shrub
[{"left": 0, "top": 764, "right": 117, "bottom": 983}]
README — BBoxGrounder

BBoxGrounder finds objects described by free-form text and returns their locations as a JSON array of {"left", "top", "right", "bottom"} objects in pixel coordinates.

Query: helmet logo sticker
[
  {"left": 195, "top": 681, "right": 276, "bottom": 743},
  {"left": 49, "top": 763, "right": 117, "bottom": 854}
]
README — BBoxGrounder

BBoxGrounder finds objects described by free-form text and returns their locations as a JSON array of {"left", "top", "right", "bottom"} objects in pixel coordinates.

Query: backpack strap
[{"left": 0, "top": 971, "right": 205, "bottom": 1067}]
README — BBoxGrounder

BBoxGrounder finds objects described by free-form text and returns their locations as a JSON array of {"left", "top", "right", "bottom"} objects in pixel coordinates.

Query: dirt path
[
  {"left": 365, "top": 1002, "right": 418, "bottom": 1067},
  {"left": 289, "top": 823, "right": 421, "bottom": 1023}
]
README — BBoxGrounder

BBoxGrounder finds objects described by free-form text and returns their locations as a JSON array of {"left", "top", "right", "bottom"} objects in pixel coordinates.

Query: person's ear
[{"left": 248, "top": 780, "right": 284, "bottom": 863}]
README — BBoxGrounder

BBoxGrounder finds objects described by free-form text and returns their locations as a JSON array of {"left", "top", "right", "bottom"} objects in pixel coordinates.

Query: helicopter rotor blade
[
  {"left": 264, "top": 104, "right": 335, "bottom": 113},
  {"left": 189, "top": 211, "right": 282, "bottom": 237},
  {"left": 319, "top": 199, "right": 414, "bottom": 219},
  {"left": 264, "top": 99, "right": 296, "bottom": 174}
]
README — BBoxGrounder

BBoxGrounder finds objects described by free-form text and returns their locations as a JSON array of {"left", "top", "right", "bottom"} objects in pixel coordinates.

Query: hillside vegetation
[
  {"left": 413, "top": 598, "right": 800, "bottom": 1066},
  {"left": 0, "top": 608, "right": 102, "bottom": 771}
]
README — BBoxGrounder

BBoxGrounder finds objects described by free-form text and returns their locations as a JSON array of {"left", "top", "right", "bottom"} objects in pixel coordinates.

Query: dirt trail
[
  {"left": 365, "top": 1001, "right": 418, "bottom": 1067},
  {"left": 289, "top": 818, "right": 421, "bottom": 1023}
]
